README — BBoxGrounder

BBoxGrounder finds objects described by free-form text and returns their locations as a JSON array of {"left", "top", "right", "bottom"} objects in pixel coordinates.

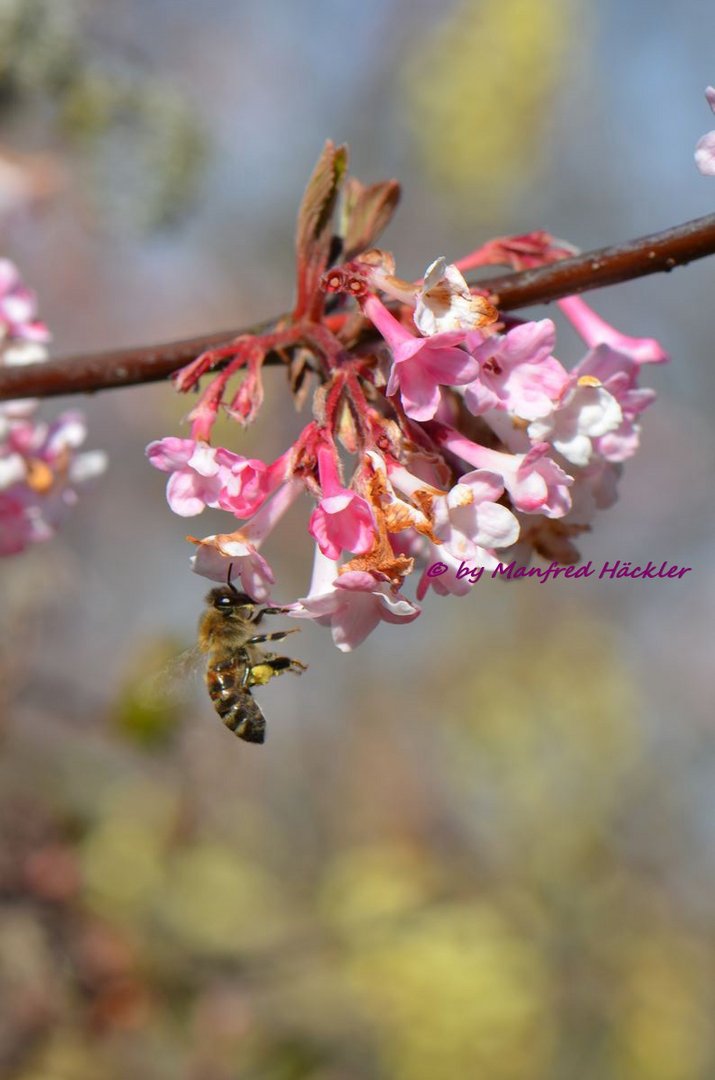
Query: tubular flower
[
  {"left": 147, "top": 144, "right": 668, "bottom": 650},
  {"left": 188, "top": 480, "right": 304, "bottom": 601},
  {"left": 363, "top": 293, "right": 480, "bottom": 421},
  {"left": 431, "top": 424, "right": 573, "bottom": 518},
  {"left": 308, "top": 443, "right": 377, "bottom": 559},
  {"left": 146, "top": 437, "right": 230, "bottom": 516},
  {"left": 557, "top": 296, "right": 668, "bottom": 365},
  {"left": 288, "top": 546, "right": 419, "bottom": 652}
]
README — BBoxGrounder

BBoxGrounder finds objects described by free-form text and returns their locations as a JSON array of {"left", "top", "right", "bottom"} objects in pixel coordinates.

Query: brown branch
[
  {"left": 484, "top": 211, "right": 715, "bottom": 306},
  {"left": 2, "top": 212, "right": 715, "bottom": 402}
]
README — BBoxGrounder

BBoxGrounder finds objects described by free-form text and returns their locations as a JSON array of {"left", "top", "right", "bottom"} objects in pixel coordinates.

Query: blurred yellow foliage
[
  {"left": 400, "top": 0, "right": 586, "bottom": 220},
  {"left": 82, "top": 820, "right": 166, "bottom": 923},
  {"left": 80, "top": 780, "right": 291, "bottom": 957},
  {"left": 443, "top": 612, "right": 640, "bottom": 874},
  {"left": 347, "top": 902, "right": 553, "bottom": 1080},
  {"left": 159, "top": 843, "right": 289, "bottom": 957},
  {"left": 81, "top": 781, "right": 178, "bottom": 922},
  {"left": 0, "top": 0, "right": 78, "bottom": 93},
  {"left": 320, "top": 843, "right": 436, "bottom": 934},
  {"left": 616, "top": 930, "right": 714, "bottom": 1080},
  {"left": 14, "top": 1034, "right": 107, "bottom": 1080}
]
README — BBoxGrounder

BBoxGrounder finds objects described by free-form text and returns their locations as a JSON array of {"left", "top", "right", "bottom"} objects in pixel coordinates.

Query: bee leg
[
  {"left": 249, "top": 605, "right": 290, "bottom": 626},
  {"left": 247, "top": 629, "right": 300, "bottom": 646},
  {"left": 239, "top": 659, "right": 253, "bottom": 690},
  {"left": 248, "top": 656, "right": 308, "bottom": 687},
  {"left": 263, "top": 656, "right": 307, "bottom": 675}
]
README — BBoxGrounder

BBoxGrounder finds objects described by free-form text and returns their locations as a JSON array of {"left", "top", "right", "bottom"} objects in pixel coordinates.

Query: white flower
[
  {"left": 528, "top": 378, "right": 622, "bottom": 467},
  {"left": 414, "top": 257, "right": 497, "bottom": 336}
]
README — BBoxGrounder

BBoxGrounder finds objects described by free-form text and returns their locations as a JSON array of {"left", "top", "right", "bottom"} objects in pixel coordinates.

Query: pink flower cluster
[
  {"left": 0, "top": 260, "right": 106, "bottom": 555},
  {"left": 148, "top": 156, "right": 667, "bottom": 652}
]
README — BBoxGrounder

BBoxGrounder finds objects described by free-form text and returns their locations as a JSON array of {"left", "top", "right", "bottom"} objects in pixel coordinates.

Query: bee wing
[{"left": 143, "top": 644, "right": 206, "bottom": 700}]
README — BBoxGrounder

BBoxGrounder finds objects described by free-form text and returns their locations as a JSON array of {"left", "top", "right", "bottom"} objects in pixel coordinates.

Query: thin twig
[{"left": 1, "top": 212, "right": 714, "bottom": 402}]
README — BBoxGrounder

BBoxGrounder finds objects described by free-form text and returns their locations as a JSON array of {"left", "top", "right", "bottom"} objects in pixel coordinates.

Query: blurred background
[{"left": 1, "top": 1, "right": 715, "bottom": 1077}]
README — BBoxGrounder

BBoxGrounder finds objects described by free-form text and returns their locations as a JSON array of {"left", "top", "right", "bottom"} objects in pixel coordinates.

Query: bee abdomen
[{"left": 205, "top": 667, "right": 265, "bottom": 743}]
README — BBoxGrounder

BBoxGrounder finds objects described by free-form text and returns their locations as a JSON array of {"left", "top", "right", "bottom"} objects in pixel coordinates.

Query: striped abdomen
[{"left": 205, "top": 651, "right": 266, "bottom": 744}]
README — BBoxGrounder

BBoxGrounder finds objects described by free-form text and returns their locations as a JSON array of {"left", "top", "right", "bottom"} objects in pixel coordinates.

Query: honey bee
[{"left": 198, "top": 569, "right": 307, "bottom": 744}]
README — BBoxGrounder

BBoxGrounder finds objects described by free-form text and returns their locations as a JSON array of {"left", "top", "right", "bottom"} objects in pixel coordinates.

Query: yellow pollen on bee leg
[
  {"left": 577, "top": 375, "right": 602, "bottom": 388},
  {"left": 250, "top": 664, "right": 275, "bottom": 686}
]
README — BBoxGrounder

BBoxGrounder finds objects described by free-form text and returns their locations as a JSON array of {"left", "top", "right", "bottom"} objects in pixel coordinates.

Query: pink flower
[
  {"left": 463, "top": 319, "right": 569, "bottom": 420},
  {"left": 0, "top": 259, "right": 49, "bottom": 343},
  {"left": 557, "top": 296, "right": 668, "bottom": 364},
  {"left": 363, "top": 294, "right": 478, "bottom": 421},
  {"left": 287, "top": 546, "right": 419, "bottom": 651},
  {"left": 0, "top": 400, "right": 39, "bottom": 451},
  {"left": 146, "top": 437, "right": 237, "bottom": 517},
  {"left": 190, "top": 479, "right": 303, "bottom": 600},
  {"left": 0, "top": 410, "right": 106, "bottom": 554},
  {"left": 695, "top": 86, "right": 715, "bottom": 176},
  {"left": 189, "top": 532, "right": 276, "bottom": 602},
  {"left": 0, "top": 450, "right": 25, "bottom": 489},
  {"left": 0, "top": 489, "right": 35, "bottom": 555},
  {"left": 308, "top": 445, "right": 376, "bottom": 559},
  {"left": 149, "top": 438, "right": 291, "bottom": 522},
  {"left": 218, "top": 447, "right": 291, "bottom": 518},
  {"left": 508, "top": 444, "right": 574, "bottom": 516},
  {"left": 217, "top": 456, "right": 273, "bottom": 517},
  {"left": 431, "top": 470, "right": 520, "bottom": 565},
  {"left": 0, "top": 265, "right": 106, "bottom": 558}
]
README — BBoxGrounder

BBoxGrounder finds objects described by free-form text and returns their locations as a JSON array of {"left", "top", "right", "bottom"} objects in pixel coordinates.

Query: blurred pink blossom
[
  {"left": 0, "top": 261, "right": 105, "bottom": 556},
  {"left": 695, "top": 86, "right": 715, "bottom": 176}
]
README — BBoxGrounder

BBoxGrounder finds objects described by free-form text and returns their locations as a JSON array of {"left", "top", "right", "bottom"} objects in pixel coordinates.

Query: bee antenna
[{"left": 226, "top": 562, "right": 239, "bottom": 594}]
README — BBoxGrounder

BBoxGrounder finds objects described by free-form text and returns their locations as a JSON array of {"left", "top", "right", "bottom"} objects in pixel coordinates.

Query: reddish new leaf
[
  {"left": 341, "top": 178, "right": 401, "bottom": 261},
  {"left": 294, "top": 141, "right": 348, "bottom": 322}
]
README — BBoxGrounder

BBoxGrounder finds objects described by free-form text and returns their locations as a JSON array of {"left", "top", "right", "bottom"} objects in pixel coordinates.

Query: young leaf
[
  {"left": 294, "top": 141, "right": 348, "bottom": 321},
  {"left": 341, "top": 178, "right": 401, "bottom": 261}
]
